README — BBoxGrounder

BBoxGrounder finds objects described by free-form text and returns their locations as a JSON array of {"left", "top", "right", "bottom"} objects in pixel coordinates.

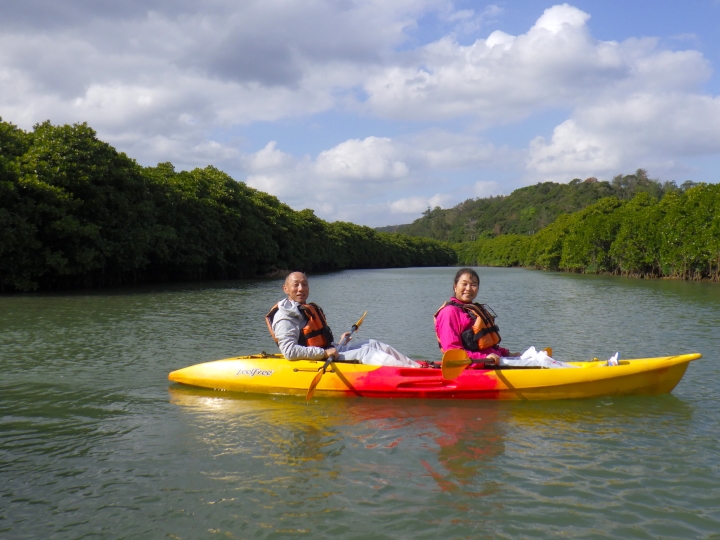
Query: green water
[{"left": 1, "top": 267, "right": 719, "bottom": 539}]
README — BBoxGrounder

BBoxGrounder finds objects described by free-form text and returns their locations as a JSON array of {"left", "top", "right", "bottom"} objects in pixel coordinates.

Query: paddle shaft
[
  {"left": 442, "top": 346, "right": 554, "bottom": 380},
  {"left": 315, "top": 319, "right": 362, "bottom": 373},
  {"left": 306, "top": 312, "right": 366, "bottom": 401}
]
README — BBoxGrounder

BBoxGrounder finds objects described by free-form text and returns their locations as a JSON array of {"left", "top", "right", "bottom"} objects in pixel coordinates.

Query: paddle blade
[
  {"left": 306, "top": 370, "right": 324, "bottom": 402},
  {"left": 441, "top": 349, "right": 471, "bottom": 380},
  {"left": 353, "top": 311, "right": 367, "bottom": 331}
]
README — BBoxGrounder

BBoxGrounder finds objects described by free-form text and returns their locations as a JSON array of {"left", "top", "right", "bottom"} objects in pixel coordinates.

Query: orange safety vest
[
  {"left": 266, "top": 302, "right": 334, "bottom": 349},
  {"left": 434, "top": 300, "right": 501, "bottom": 352}
]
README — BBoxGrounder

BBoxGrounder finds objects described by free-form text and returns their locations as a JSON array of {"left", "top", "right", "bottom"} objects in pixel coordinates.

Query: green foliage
[
  {"left": 380, "top": 169, "right": 677, "bottom": 242},
  {"left": 6, "top": 121, "right": 162, "bottom": 289},
  {"left": 0, "top": 118, "right": 35, "bottom": 290},
  {"left": 523, "top": 213, "right": 579, "bottom": 270},
  {"left": 657, "top": 184, "right": 720, "bottom": 280},
  {"left": 559, "top": 197, "right": 623, "bottom": 273},
  {"left": 455, "top": 185, "right": 720, "bottom": 282},
  {"left": 0, "top": 119, "right": 456, "bottom": 291},
  {"left": 609, "top": 192, "right": 662, "bottom": 277},
  {"left": 455, "top": 234, "right": 531, "bottom": 267}
]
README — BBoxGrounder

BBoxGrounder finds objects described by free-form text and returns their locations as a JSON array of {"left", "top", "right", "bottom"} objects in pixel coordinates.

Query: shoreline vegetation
[
  {"left": 454, "top": 184, "right": 720, "bottom": 281},
  {"left": 3, "top": 117, "right": 718, "bottom": 293},
  {"left": 384, "top": 170, "right": 720, "bottom": 283},
  {"left": 0, "top": 118, "right": 455, "bottom": 292}
]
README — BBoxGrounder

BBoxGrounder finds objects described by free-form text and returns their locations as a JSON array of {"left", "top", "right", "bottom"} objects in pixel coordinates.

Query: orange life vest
[
  {"left": 266, "top": 302, "right": 334, "bottom": 349},
  {"left": 434, "top": 300, "right": 501, "bottom": 352}
]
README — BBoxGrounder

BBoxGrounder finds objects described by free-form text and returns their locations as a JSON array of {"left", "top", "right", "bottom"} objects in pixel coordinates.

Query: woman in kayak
[
  {"left": 434, "top": 268, "right": 518, "bottom": 366},
  {"left": 435, "top": 268, "right": 577, "bottom": 368}
]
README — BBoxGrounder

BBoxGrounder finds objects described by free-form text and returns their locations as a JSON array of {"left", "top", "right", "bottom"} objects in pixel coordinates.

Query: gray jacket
[{"left": 271, "top": 298, "right": 328, "bottom": 360}]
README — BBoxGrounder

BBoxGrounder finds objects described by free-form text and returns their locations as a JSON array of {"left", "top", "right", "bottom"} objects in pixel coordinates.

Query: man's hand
[
  {"left": 324, "top": 347, "right": 338, "bottom": 361},
  {"left": 486, "top": 353, "right": 501, "bottom": 365},
  {"left": 339, "top": 332, "right": 352, "bottom": 344}
]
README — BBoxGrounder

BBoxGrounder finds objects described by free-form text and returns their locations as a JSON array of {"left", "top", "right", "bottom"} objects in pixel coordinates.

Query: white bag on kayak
[{"left": 500, "top": 346, "right": 579, "bottom": 369}]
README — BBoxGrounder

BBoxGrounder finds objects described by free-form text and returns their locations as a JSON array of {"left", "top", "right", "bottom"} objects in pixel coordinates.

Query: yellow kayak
[{"left": 168, "top": 353, "right": 701, "bottom": 400}]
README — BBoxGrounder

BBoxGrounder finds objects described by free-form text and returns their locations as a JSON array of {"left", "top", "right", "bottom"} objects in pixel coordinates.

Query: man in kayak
[
  {"left": 266, "top": 272, "right": 420, "bottom": 367},
  {"left": 434, "top": 268, "right": 577, "bottom": 368}
]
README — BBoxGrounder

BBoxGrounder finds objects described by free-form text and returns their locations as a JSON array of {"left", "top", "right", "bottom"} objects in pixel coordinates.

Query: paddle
[
  {"left": 306, "top": 311, "right": 367, "bottom": 402},
  {"left": 441, "top": 347, "right": 554, "bottom": 380},
  {"left": 441, "top": 349, "right": 472, "bottom": 380}
]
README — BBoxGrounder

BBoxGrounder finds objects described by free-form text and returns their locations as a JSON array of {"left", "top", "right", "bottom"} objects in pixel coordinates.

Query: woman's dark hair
[{"left": 454, "top": 267, "right": 479, "bottom": 285}]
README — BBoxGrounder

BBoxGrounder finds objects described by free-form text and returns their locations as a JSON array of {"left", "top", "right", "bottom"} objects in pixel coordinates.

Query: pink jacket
[{"left": 435, "top": 298, "right": 510, "bottom": 361}]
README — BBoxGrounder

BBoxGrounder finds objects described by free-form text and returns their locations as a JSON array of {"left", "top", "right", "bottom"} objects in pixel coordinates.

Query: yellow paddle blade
[
  {"left": 354, "top": 311, "right": 367, "bottom": 330},
  {"left": 441, "top": 349, "right": 471, "bottom": 380},
  {"left": 306, "top": 369, "right": 325, "bottom": 402}
]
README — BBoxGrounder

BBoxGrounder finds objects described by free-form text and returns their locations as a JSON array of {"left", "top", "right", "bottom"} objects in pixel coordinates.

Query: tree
[
  {"left": 0, "top": 119, "right": 35, "bottom": 290},
  {"left": 559, "top": 198, "right": 623, "bottom": 273},
  {"left": 609, "top": 192, "right": 662, "bottom": 277},
  {"left": 14, "top": 121, "right": 161, "bottom": 288}
]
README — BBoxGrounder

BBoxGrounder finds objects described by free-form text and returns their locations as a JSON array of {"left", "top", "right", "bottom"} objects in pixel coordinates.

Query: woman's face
[{"left": 453, "top": 273, "right": 479, "bottom": 303}]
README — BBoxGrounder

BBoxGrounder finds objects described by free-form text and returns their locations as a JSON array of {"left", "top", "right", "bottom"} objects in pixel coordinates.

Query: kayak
[{"left": 168, "top": 352, "right": 701, "bottom": 400}]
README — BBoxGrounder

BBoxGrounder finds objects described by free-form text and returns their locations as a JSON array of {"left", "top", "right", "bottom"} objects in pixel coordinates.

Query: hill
[
  {"left": 377, "top": 171, "right": 687, "bottom": 242},
  {"left": 453, "top": 183, "right": 720, "bottom": 282}
]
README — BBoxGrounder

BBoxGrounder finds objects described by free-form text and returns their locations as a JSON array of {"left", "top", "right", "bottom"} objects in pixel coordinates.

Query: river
[{"left": 1, "top": 267, "right": 719, "bottom": 538}]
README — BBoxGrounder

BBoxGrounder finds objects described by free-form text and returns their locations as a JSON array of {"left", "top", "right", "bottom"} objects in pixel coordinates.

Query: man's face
[{"left": 283, "top": 272, "right": 309, "bottom": 303}]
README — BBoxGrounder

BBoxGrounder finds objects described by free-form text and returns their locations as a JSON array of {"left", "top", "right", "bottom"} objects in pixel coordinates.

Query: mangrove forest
[
  {"left": 454, "top": 183, "right": 720, "bottom": 281},
  {"left": 0, "top": 118, "right": 456, "bottom": 292}
]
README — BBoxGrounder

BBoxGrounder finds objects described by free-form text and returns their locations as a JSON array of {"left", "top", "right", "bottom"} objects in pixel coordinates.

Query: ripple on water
[{"left": 1, "top": 270, "right": 720, "bottom": 538}]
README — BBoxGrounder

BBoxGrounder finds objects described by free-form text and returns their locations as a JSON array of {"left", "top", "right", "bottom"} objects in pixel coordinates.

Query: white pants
[{"left": 337, "top": 338, "right": 420, "bottom": 368}]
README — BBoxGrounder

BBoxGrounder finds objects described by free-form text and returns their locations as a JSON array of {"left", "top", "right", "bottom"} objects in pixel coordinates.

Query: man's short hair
[{"left": 284, "top": 271, "right": 307, "bottom": 286}]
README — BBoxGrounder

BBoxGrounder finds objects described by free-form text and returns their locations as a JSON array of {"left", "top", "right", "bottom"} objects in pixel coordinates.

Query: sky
[{"left": 2, "top": 0, "right": 720, "bottom": 226}]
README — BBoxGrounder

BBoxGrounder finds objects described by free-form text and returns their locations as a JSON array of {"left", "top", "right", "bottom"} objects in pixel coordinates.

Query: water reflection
[{"left": 168, "top": 386, "right": 507, "bottom": 495}]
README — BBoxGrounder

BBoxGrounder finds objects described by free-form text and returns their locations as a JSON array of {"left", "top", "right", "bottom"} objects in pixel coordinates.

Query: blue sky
[{"left": 2, "top": 1, "right": 720, "bottom": 226}]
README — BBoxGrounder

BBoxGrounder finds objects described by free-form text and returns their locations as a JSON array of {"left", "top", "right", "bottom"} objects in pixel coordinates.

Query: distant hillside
[
  {"left": 377, "top": 170, "right": 688, "bottom": 242},
  {"left": 454, "top": 183, "right": 720, "bottom": 282}
]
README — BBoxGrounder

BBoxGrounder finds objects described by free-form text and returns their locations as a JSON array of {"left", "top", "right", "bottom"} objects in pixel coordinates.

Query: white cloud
[
  {"left": 532, "top": 3, "right": 589, "bottom": 33},
  {"left": 0, "top": 0, "right": 444, "bottom": 144},
  {"left": 242, "top": 133, "right": 512, "bottom": 224},
  {"left": 315, "top": 137, "right": 409, "bottom": 180},
  {"left": 473, "top": 181, "right": 500, "bottom": 198},
  {"left": 3, "top": 1, "right": 720, "bottom": 226},
  {"left": 438, "top": 3, "right": 503, "bottom": 36},
  {"left": 363, "top": 4, "right": 710, "bottom": 124},
  {"left": 402, "top": 129, "right": 504, "bottom": 168},
  {"left": 246, "top": 141, "right": 295, "bottom": 170},
  {"left": 389, "top": 193, "right": 454, "bottom": 214},
  {"left": 527, "top": 93, "right": 720, "bottom": 180}
]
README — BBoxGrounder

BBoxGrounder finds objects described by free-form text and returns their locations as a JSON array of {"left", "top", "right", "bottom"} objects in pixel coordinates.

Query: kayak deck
[{"left": 168, "top": 353, "right": 702, "bottom": 400}]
